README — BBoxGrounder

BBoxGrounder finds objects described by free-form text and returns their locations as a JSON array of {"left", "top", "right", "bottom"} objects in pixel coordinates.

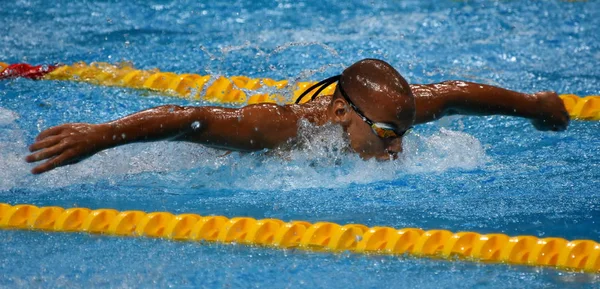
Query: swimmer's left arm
[{"left": 410, "top": 81, "right": 569, "bottom": 131}]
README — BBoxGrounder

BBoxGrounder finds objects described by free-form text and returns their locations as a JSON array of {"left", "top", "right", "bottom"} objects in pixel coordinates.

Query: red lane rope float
[
  {"left": 1, "top": 61, "right": 599, "bottom": 120},
  {"left": 0, "top": 63, "right": 60, "bottom": 80},
  {"left": 0, "top": 203, "right": 599, "bottom": 273}
]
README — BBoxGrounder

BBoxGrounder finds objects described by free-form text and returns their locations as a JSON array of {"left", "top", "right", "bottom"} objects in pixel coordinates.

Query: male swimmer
[{"left": 25, "top": 59, "right": 569, "bottom": 174}]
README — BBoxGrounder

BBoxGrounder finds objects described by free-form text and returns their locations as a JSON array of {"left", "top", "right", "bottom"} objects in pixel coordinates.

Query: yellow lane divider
[
  {"left": 44, "top": 62, "right": 334, "bottom": 105},
  {"left": 40, "top": 62, "right": 600, "bottom": 120},
  {"left": 558, "top": 94, "right": 600, "bottom": 120},
  {"left": 0, "top": 203, "right": 598, "bottom": 272},
  {"left": 1, "top": 61, "right": 598, "bottom": 120}
]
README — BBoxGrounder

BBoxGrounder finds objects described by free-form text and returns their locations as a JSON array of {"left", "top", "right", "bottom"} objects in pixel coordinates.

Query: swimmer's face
[
  {"left": 327, "top": 58, "right": 416, "bottom": 160},
  {"left": 330, "top": 88, "right": 415, "bottom": 161}
]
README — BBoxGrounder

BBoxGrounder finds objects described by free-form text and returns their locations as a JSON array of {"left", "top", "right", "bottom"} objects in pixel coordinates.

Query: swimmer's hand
[
  {"left": 26, "top": 123, "right": 109, "bottom": 174},
  {"left": 530, "top": 91, "right": 570, "bottom": 131}
]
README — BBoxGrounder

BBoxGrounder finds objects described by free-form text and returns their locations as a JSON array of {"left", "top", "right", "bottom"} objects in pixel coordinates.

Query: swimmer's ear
[{"left": 331, "top": 98, "right": 352, "bottom": 124}]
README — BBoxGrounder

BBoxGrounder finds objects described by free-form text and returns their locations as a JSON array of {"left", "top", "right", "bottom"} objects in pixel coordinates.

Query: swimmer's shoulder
[{"left": 286, "top": 94, "right": 332, "bottom": 125}]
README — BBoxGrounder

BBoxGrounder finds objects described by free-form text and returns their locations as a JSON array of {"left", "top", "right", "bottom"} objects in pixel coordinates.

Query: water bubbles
[
  {"left": 0, "top": 103, "right": 488, "bottom": 192},
  {"left": 0, "top": 107, "right": 19, "bottom": 125},
  {"left": 199, "top": 45, "right": 219, "bottom": 61},
  {"left": 402, "top": 127, "right": 489, "bottom": 173},
  {"left": 355, "top": 234, "right": 362, "bottom": 242},
  {"left": 277, "top": 3, "right": 293, "bottom": 9},
  {"left": 271, "top": 42, "right": 339, "bottom": 58},
  {"left": 191, "top": 121, "right": 201, "bottom": 130},
  {"left": 151, "top": 4, "right": 166, "bottom": 11}
]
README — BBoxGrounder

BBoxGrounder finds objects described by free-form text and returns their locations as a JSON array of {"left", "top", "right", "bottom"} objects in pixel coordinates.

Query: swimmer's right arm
[
  {"left": 411, "top": 81, "right": 569, "bottom": 131},
  {"left": 26, "top": 104, "right": 300, "bottom": 174}
]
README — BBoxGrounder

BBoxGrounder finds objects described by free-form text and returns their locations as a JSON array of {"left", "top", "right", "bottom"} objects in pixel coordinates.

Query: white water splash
[
  {"left": 0, "top": 108, "right": 30, "bottom": 189},
  {"left": 0, "top": 107, "right": 19, "bottom": 125},
  {"left": 402, "top": 127, "right": 490, "bottom": 173},
  {"left": 0, "top": 110, "right": 488, "bottom": 191}
]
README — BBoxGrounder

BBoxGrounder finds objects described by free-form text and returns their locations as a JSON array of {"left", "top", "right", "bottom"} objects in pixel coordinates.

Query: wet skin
[{"left": 25, "top": 59, "right": 569, "bottom": 174}]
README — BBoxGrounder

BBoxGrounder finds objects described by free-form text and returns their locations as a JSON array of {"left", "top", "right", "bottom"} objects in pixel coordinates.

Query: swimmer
[{"left": 25, "top": 59, "right": 569, "bottom": 174}]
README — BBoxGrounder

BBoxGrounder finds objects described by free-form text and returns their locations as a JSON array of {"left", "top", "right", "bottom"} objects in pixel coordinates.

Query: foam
[
  {"left": 226, "top": 120, "right": 489, "bottom": 191},
  {"left": 0, "top": 107, "right": 19, "bottom": 125},
  {"left": 0, "top": 109, "right": 488, "bottom": 191},
  {"left": 0, "top": 108, "right": 30, "bottom": 189}
]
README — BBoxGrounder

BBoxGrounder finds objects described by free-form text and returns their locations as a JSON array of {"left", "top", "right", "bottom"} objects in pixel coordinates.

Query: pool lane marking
[
  {"left": 0, "top": 62, "right": 599, "bottom": 120},
  {"left": 0, "top": 203, "right": 599, "bottom": 273}
]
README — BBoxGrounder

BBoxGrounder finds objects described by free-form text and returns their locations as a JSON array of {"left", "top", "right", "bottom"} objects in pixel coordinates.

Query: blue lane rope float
[
  {"left": 1, "top": 203, "right": 599, "bottom": 273},
  {"left": 1, "top": 61, "right": 599, "bottom": 120}
]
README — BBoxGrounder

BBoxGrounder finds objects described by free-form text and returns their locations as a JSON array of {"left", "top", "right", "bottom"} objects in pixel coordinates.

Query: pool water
[{"left": 1, "top": 0, "right": 599, "bottom": 288}]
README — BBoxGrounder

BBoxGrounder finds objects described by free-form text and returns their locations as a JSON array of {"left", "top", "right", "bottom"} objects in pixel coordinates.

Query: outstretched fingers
[
  {"left": 25, "top": 142, "right": 68, "bottom": 163},
  {"left": 35, "top": 126, "right": 65, "bottom": 141},
  {"left": 30, "top": 149, "right": 78, "bottom": 175},
  {"left": 29, "top": 135, "right": 63, "bottom": 152}
]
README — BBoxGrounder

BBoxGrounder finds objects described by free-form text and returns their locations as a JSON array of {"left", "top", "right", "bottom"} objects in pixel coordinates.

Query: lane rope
[
  {"left": 1, "top": 203, "right": 598, "bottom": 273},
  {"left": 1, "top": 62, "right": 599, "bottom": 120}
]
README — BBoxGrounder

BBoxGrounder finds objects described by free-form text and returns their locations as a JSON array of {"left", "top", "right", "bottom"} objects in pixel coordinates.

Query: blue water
[{"left": 1, "top": 0, "right": 599, "bottom": 288}]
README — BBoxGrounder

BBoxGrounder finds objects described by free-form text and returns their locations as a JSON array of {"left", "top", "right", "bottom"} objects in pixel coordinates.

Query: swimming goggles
[{"left": 295, "top": 75, "right": 412, "bottom": 139}]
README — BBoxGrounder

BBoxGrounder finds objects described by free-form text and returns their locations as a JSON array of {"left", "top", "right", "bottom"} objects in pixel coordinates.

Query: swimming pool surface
[{"left": 1, "top": 0, "right": 599, "bottom": 288}]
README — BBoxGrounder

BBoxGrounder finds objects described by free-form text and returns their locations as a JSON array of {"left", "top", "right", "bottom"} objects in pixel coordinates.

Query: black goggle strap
[
  {"left": 337, "top": 81, "right": 374, "bottom": 126},
  {"left": 294, "top": 75, "right": 341, "bottom": 104},
  {"left": 339, "top": 81, "right": 413, "bottom": 138}
]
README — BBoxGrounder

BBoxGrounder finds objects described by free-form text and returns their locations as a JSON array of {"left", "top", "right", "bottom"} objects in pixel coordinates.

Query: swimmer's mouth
[
  {"left": 385, "top": 148, "right": 399, "bottom": 160},
  {"left": 375, "top": 151, "right": 398, "bottom": 161}
]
